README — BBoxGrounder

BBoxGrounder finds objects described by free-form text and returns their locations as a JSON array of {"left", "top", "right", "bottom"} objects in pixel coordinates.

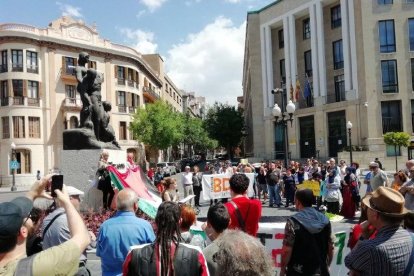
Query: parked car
[
  {"left": 156, "top": 162, "right": 171, "bottom": 177},
  {"left": 167, "top": 162, "right": 177, "bottom": 175}
]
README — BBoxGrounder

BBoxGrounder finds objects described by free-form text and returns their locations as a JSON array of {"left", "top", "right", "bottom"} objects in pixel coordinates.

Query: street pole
[{"left": 347, "top": 121, "right": 353, "bottom": 164}]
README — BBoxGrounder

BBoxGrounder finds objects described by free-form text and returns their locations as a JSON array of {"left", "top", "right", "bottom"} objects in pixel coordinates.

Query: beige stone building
[
  {"left": 0, "top": 16, "right": 182, "bottom": 187},
  {"left": 243, "top": 0, "right": 414, "bottom": 168}
]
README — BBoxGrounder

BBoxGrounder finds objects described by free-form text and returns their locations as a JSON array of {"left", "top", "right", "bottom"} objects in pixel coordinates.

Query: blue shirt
[{"left": 97, "top": 211, "right": 155, "bottom": 276}]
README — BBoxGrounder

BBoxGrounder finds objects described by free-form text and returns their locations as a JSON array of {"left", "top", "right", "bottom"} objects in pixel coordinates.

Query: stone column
[
  {"left": 341, "top": 0, "right": 352, "bottom": 92},
  {"left": 315, "top": 0, "right": 327, "bottom": 97},
  {"left": 283, "top": 16, "right": 291, "bottom": 90},
  {"left": 289, "top": 14, "right": 297, "bottom": 89},
  {"left": 309, "top": 3, "right": 320, "bottom": 98}
]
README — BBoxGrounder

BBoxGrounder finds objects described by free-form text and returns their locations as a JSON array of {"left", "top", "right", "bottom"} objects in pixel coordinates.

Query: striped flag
[{"left": 294, "top": 79, "right": 301, "bottom": 102}]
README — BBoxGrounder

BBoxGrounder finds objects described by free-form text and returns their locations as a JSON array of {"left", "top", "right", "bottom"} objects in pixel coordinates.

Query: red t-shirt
[{"left": 225, "top": 196, "right": 262, "bottom": 236}]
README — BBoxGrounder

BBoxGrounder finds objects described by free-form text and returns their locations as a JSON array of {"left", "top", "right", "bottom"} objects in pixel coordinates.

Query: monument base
[
  {"left": 63, "top": 128, "right": 120, "bottom": 150},
  {"left": 60, "top": 149, "right": 126, "bottom": 211}
]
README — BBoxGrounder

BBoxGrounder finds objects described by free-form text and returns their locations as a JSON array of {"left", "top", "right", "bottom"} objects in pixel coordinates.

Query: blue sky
[{"left": 1, "top": 0, "right": 273, "bottom": 105}]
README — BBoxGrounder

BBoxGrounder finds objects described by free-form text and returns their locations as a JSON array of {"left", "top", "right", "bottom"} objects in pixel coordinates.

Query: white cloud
[
  {"left": 225, "top": 0, "right": 241, "bottom": 3},
  {"left": 166, "top": 17, "right": 245, "bottom": 106},
  {"left": 140, "top": 0, "right": 167, "bottom": 12},
  {"left": 56, "top": 2, "right": 83, "bottom": 18},
  {"left": 119, "top": 28, "right": 158, "bottom": 54}
]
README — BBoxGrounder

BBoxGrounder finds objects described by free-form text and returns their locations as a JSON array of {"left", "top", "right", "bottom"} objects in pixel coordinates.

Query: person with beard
[
  {"left": 0, "top": 176, "right": 90, "bottom": 276},
  {"left": 280, "top": 189, "right": 334, "bottom": 276},
  {"left": 42, "top": 186, "right": 94, "bottom": 276}
]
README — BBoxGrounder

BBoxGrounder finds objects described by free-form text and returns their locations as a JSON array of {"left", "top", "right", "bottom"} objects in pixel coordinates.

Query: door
[
  {"left": 300, "top": 116, "right": 316, "bottom": 158},
  {"left": 327, "top": 111, "right": 347, "bottom": 157}
]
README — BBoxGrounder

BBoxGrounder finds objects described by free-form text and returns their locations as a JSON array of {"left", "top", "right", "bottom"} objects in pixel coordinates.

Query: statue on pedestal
[{"left": 63, "top": 52, "right": 121, "bottom": 150}]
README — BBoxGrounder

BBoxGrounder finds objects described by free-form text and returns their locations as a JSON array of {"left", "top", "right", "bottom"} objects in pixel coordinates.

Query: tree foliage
[
  {"left": 383, "top": 132, "right": 410, "bottom": 171},
  {"left": 130, "top": 100, "right": 183, "bottom": 150},
  {"left": 203, "top": 103, "right": 244, "bottom": 158},
  {"left": 181, "top": 113, "right": 218, "bottom": 153}
]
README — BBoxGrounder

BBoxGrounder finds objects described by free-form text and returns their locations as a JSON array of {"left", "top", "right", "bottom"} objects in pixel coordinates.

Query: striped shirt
[{"left": 344, "top": 225, "right": 414, "bottom": 276}]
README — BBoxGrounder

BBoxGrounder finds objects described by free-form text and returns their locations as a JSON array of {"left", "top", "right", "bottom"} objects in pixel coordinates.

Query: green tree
[
  {"left": 383, "top": 132, "right": 410, "bottom": 171},
  {"left": 180, "top": 113, "right": 218, "bottom": 156},
  {"left": 130, "top": 100, "right": 184, "bottom": 150},
  {"left": 203, "top": 103, "right": 243, "bottom": 159}
]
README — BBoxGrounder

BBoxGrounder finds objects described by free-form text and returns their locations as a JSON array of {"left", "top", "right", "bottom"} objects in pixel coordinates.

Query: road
[{"left": 0, "top": 173, "right": 361, "bottom": 276}]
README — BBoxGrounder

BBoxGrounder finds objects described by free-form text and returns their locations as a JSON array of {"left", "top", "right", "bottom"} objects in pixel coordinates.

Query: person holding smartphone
[{"left": 0, "top": 176, "right": 90, "bottom": 275}]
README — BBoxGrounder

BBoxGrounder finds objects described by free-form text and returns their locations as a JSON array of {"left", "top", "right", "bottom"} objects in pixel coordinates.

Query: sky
[{"left": 1, "top": 0, "right": 274, "bottom": 106}]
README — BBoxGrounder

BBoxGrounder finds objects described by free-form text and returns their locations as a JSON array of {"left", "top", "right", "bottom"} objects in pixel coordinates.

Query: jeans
[
  {"left": 268, "top": 185, "right": 281, "bottom": 206},
  {"left": 184, "top": 185, "right": 194, "bottom": 206}
]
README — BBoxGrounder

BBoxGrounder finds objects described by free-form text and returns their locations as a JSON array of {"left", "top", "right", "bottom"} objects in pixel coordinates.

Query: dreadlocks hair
[{"left": 155, "top": 201, "right": 182, "bottom": 276}]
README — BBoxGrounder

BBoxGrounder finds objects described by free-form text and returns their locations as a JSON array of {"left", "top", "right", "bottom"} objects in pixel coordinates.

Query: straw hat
[{"left": 362, "top": 186, "right": 408, "bottom": 217}]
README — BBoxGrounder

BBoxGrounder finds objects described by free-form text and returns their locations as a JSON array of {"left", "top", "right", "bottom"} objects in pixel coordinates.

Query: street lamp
[
  {"left": 346, "top": 121, "right": 353, "bottom": 164},
  {"left": 10, "top": 142, "right": 17, "bottom": 192},
  {"left": 271, "top": 84, "right": 296, "bottom": 168}
]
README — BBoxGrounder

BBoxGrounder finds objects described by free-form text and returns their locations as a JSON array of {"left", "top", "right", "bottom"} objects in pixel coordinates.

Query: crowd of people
[{"left": 2, "top": 156, "right": 414, "bottom": 275}]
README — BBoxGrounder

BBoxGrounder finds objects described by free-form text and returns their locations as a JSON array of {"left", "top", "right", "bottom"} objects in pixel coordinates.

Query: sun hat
[
  {"left": 0, "top": 197, "right": 33, "bottom": 236},
  {"left": 66, "top": 186, "right": 84, "bottom": 196},
  {"left": 369, "top": 162, "right": 379, "bottom": 168},
  {"left": 362, "top": 186, "right": 408, "bottom": 217}
]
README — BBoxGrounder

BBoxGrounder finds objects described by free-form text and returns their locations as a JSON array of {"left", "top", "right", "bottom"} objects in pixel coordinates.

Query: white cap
[
  {"left": 185, "top": 166, "right": 190, "bottom": 169},
  {"left": 66, "top": 186, "right": 84, "bottom": 196}
]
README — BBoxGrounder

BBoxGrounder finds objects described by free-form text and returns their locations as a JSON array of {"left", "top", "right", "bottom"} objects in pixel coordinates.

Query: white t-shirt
[{"left": 182, "top": 172, "right": 193, "bottom": 185}]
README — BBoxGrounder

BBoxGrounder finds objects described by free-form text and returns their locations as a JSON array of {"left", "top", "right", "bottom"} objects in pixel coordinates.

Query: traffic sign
[{"left": 10, "top": 160, "right": 20, "bottom": 169}]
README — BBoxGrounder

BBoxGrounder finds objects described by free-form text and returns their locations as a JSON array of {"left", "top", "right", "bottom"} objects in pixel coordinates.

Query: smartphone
[{"left": 51, "top": 175, "right": 64, "bottom": 197}]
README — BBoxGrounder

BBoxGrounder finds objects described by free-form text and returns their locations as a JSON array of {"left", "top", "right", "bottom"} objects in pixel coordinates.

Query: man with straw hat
[{"left": 345, "top": 187, "right": 414, "bottom": 275}]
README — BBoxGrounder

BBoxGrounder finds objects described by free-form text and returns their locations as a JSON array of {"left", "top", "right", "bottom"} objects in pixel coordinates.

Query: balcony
[
  {"left": 0, "top": 64, "right": 7, "bottom": 73},
  {"left": 127, "top": 79, "right": 134, "bottom": 87},
  {"left": 128, "top": 106, "right": 136, "bottom": 114},
  {"left": 12, "top": 64, "right": 23, "bottom": 72},
  {"left": 61, "top": 67, "right": 77, "bottom": 83},
  {"left": 63, "top": 97, "right": 82, "bottom": 111},
  {"left": 27, "top": 97, "right": 40, "bottom": 106},
  {"left": 118, "top": 105, "right": 127, "bottom": 113},
  {"left": 117, "top": 78, "right": 126, "bottom": 86},
  {"left": 1, "top": 97, "right": 8, "bottom": 106},
  {"left": 12, "top": 96, "right": 24, "bottom": 105},
  {"left": 27, "top": 66, "right": 38, "bottom": 74},
  {"left": 143, "top": 86, "right": 160, "bottom": 103}
]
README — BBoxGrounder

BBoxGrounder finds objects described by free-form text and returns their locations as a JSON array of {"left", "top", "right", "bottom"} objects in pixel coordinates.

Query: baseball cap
[
  {"left": 66, "top": 186, "right": 84, "bottom": 196},
  {"left": 0, "top": 197, "right": 33, "bottom": 236}
]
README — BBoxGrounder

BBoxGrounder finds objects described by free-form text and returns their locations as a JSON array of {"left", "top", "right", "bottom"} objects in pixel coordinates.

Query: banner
[
  {"left": 297, "top": 179, "right": 320, "bottom": 196},
  {"left": 202, "top": 173, "right": 255, "bottom": 200}
]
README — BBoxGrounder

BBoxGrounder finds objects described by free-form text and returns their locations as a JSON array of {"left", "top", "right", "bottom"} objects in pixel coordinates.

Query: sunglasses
[{"left": 23, "top": 210, "right": 34, "bottom": 225}]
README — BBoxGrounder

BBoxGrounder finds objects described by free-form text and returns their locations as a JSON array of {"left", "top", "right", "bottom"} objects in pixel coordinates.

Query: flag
[
  {"left": 290, "top": 83, "right": 294, "bottom": 101},
  {"left": 294, "top": 79, "right": 301, "bottom": 102},
  {"left": 304, "top": 78, "right": 312, "bottom": 99}
]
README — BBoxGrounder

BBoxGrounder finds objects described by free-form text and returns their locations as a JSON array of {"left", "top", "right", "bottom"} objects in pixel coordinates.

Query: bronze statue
[{"left": 63, "top": 52, "right": 120, "bottom": 150}]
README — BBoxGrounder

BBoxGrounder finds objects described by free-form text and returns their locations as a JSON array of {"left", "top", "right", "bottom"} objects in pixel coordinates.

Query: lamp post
[
  {"left": 10, "top": 142, "right": 17, "bottom": 192},
  {"left": 346, "top": 121, "right": 353, "bottom": 164},
  {"left": 271, "top": 85, "right": 296, "bottom": 168}
]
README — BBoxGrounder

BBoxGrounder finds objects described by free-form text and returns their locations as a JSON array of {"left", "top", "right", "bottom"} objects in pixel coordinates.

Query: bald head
[
  {"left": 116, "top": 189, "right": 138, "bottom": 211},
  {"left": 406, "top": 160, "right": 414, "bottom": 170}
]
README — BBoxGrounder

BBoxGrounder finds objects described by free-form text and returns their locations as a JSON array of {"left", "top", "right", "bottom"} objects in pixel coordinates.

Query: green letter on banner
[{"left": 334, "top": 231, "right": 347, "bottom": 265}]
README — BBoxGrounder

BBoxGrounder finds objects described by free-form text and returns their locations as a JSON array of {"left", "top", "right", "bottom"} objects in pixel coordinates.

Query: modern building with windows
[
  {"left": 243, "top": 0, "right": 414, "bottom": 167},
  {"left": 0, "top": 16, "right": 182, "bottom": 187}
]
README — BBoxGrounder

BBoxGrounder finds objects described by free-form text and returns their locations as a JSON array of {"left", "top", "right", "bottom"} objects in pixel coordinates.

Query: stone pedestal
[{"left": 60, "top": 149, "right": 126, "bottom": 211}]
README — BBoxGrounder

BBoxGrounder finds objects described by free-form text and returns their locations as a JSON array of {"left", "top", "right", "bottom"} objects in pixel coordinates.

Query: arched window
[{"left": 69, "top": 116, "right": 78, "bottom": 129}]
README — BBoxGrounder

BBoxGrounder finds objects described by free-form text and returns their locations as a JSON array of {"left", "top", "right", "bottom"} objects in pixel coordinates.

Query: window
[
  {"left": 13, "top": 116, "right": 25, "bottom": 138},
  {"left": 117, "top": 66, "right": 125, "bottom": 79},
  {"left": 119, "top": 121, "right": 127, "bottom": 140},
  {"left": 331, "top": 5, "right": 341, "bottom": 29},
  {"left": 379, "top": 20, "right": 396, "bottom": 53},
  {"left": 409, "top": 18, "right": 414, "bottom": 51},
  {"left": 280, "top": 59, "right": 286, "bottom": 84},
  {"left": 88, "top": 60, "right": 97, "bottom": 69},
  {"left": 117, "top": 91, "right": 126, "bottom": 106},
  {"left": 11, "top": 50, "right": 23, "bottom": 72},
  {"left": 278, "top": 29, "right": 284, "bottom": 48},
  {"left": 381, "top": 60, "right": 398, "bottom": 93},
  {"left": 1, "top": 80, "right": 7, "bottom": 99},
  {"left": 411, "top": 59, "right": 414, "bottom": 91},
  {"left": 12, "top": 80, "right": 23, "bottom": 97},
  {"left": 2, "top": 117, "right": 9, "bottom": 139},
  {"left": 27, "top": 81, "right": 38, "bottom": 98},
  {"left": 334, "top": 75, "right": 346, "bottom": 102},
  {"left": 333, "top": 40, "right": 344, "bottom": 70},
  {"left": 0, "top": 50, "right": 7, "bottom": 72},
  {"left": 304, "top": 50, "right": 312, "bottom": 77},
  {"left": 132, "top": 94, "right": 140, "bottom": 107},
  {"left": 28, "top": 117, "right": 40, "bottom": 138},
  {"left": 303, "top": 18, "right": 311, "bottom": 39},
  {"left": 13, "top": 149, "right": 31, "bottom": 174},
  {"left": 26, "top": 51, "right": 38, "bottom": 73},
  {"left": 64, "top": 57, "right": 75, "bottom": 75},
  {"left": 381, "top": 101, "right": 402, "bottom": 133},
  {"left": 378, "top": 0, "right": 393, "bottom": 4},
  {"left": 65, "top": 85, "right": 76, "bottom": 99}
]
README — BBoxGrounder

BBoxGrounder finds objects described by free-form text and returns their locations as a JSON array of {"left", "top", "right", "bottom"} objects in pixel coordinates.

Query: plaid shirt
[{"left": 345, "top": 225, "right": 414, "bottom": 275}]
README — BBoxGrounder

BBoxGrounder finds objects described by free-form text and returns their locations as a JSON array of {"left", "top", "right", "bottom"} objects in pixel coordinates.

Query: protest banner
[
  {"left": 296, "top": 179, "right": 320, "bottom": 196},
  {"left": 201, "top": 173, "right": 255, "bottom": 200}
]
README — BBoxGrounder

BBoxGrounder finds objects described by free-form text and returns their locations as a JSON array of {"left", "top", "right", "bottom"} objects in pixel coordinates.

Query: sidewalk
[{"left": 0, "top": 186, "right": 30, "bottom": 193}]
